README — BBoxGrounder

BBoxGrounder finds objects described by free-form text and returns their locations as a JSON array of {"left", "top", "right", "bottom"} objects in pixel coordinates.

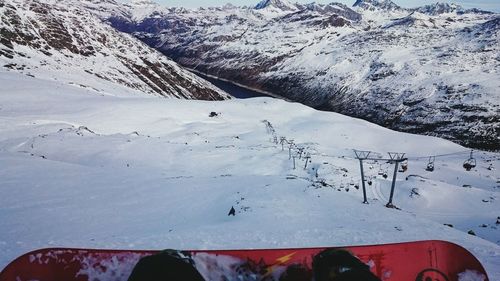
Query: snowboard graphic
[{"left": 0, "top": 240, "right": 489, "bottom": 281}]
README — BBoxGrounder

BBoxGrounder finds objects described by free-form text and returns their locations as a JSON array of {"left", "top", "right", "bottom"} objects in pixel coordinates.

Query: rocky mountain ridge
[{"left": 0, "top": 0, "right": 229, "bottom": 100}]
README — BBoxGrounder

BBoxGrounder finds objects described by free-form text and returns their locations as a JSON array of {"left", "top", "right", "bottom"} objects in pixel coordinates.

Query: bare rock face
[{"left": 0, "top": 0, "right": 229, "bottom": 101}]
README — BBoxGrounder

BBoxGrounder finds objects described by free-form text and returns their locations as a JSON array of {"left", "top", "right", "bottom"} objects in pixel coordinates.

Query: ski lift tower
[
  {"left": 354, "top": 150, "right": 407, "bottom": 208},
  {"left": 354, "top": 150, "right": 371, "bottom": 204},
  {"left": 386, "top": 152, "right": 407, "bottom": 209}
]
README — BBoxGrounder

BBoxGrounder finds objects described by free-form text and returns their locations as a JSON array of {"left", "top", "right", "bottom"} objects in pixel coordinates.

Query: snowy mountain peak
[
  {"left": 130, "top": 0, "right": 157, "bottom": 5},
  {"left": 125, "top": 0, "right": 168, "bottom": 21},
  {"left": 415, "top": 2, "right": 464, "bottom": 15},
  {"left": 298, "top": 2, "right": 362, "bottom": 21},
  {"left": 303, "top": 2, "right": 346, "bottom": 12},
  {"left": 222, "top": 3, "right": 238, "bottom": 10},
  {"left": 353, "top": 0, "right": 402, "bottom": 11},
  {"left": 255, "top": 0, "right": 298, "bottom": 11},
  {"left": 80, "top": 0, "right": 120, "bottom": 5}
]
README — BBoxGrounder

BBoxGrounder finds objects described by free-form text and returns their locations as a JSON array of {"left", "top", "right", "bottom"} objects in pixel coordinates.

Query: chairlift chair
[
  {"left": 349, "top": 178, "right": 355, "bottom": 186},
  {"left": 463, "top": 151, "right": 476, "bottom": 171},
  {"left": 366, "top": 176, "right": 374, "bottom": 186},
  {"left": 426, "top": 156, "right": 435, "bottom": 172},
  {"left": 377, "top": 163, "right": 383, "bottom": 174},
  {"left": 376, "top": 163, "right": 387, "bottom": 178},
  {"left": 399, "top": 160, "right": 408, "bottom": 173}
]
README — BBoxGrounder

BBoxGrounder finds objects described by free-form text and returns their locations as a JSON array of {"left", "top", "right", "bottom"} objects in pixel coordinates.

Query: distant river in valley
[{"left": 192, "top": 71, "right": 272, "bottom": 99}]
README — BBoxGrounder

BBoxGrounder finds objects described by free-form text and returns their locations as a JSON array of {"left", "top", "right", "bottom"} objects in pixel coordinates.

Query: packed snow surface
[{"left": 0, "top": 71, "right": 499, "bottom": 279}]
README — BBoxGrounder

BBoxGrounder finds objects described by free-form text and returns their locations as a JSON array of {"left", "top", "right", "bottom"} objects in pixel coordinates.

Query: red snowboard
[{"left": 0, "top": 240, "right": 489, "bottom": 281}]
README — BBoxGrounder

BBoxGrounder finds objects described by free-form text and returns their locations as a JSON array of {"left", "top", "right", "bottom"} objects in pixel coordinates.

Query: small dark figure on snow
[
  {"left": 228, "top": 206, "right": 236, "bottom": 216},
  {"left": 313, "top": 248, "right": 381, "bottom": 281}
]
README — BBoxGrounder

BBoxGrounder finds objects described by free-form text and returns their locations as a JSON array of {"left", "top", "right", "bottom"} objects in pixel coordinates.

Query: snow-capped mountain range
[
  {"left": 0, "top": 0, "right": 229, "bottom": 100},
  {"left": 95, "top": 0, "right": 498, "bottom": 150}
]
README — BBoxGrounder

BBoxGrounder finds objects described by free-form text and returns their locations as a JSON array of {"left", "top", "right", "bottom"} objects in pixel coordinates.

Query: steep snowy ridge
[
  {"left": 300, "top": 2, "right": 362, "bottom": 21},
  {"left": 415, "top": 2, "right": 494, "bottom": 16},
  {"left": 416, "top": 2, "right": 464, "bottom": 15},
  {"left": 255, "top": 0, "right": 299, "bottom": 12},
  {"left": 479, "top": 16, "right": 500, "bottom": 32},
  {"left": 383, "top": 13, "right": 441, "bottom": 29},
  {"left": 0, "top": 0, "right": 229, "bottom": 100},
  {"left": 126, "top": 0, "right": 168, "bottom": 21},
  {"left": 101, "top": 0, "right": 499, "bottom": 150}
]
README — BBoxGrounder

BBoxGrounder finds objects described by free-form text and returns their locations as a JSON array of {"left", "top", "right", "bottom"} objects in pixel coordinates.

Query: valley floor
[{"left": 0, "top": 71, "right": 499, "bottom": 279}]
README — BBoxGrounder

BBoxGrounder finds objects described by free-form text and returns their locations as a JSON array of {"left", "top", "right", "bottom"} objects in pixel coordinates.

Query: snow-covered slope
[
  {"left": 0, "top": 0, "right": 229, "bottom": 100},
  {"left": 0, "top": 71, "right": 499, "bottom": 279},
  {"left": 103, "top": 0, "right": 499, "bottom": 150}
]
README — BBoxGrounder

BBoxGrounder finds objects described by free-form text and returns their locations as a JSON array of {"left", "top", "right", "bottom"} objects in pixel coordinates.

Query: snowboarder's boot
[
  {"left": 312, "top": 248, "right": 381, "bottom": 281},
  {"left": 127, "top": 249, "right": 205, "bottom": 281},
  {"left": 279, "top": 264, "right": 312, "bottom": 281}
]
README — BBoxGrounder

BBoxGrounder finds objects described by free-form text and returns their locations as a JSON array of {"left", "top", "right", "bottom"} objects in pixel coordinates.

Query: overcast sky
[{"left": 132, "top": 0, "right": 500, "bottom": 12}]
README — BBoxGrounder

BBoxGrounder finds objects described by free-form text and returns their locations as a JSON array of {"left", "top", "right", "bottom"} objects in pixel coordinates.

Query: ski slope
[{"left": 0, "top": 71, "right": 499, "bottom": 279}]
